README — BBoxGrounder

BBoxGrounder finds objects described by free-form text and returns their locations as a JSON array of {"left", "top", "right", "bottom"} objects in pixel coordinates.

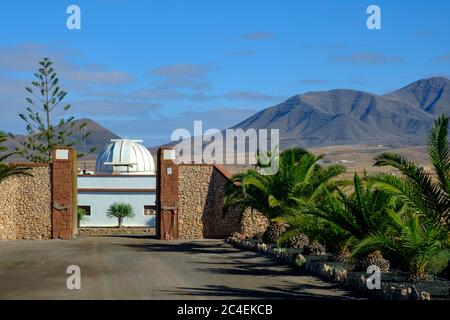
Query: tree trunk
[
  {"left": 118, "top": 217, "right": 123, "bottom": 228},
  {"left": 409, "top": 271, "right": 432, "bottom": 282}
]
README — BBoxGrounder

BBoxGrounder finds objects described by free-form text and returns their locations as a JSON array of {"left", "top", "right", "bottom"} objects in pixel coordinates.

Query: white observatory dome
[{"left": 95, "top": 139, "right": 155, "bottom": 174}]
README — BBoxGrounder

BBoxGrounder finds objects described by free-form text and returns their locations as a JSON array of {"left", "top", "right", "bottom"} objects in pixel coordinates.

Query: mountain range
[
  {"left": 232, "top": 77, "right": 450, "bottom": 149},
  {"left": 3, "top": 77, "right": 450, "bottom": 160},
  {"left": 5, "top": 118, "right": 120, "bottom": 160}
]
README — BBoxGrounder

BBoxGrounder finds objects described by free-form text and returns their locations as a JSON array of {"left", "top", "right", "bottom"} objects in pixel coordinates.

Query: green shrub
[
  {"left": 106, "top": 203, "right": 135, "bottom": 228},
  {"left": 77, "top": 207, "right": 88, "bottom": 228}
]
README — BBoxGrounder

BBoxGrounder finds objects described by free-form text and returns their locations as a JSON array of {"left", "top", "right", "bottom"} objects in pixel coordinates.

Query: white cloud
[
  {"left": 331, "top": 52, "right": 403, "bottom": 65},
  {"left": 434, "top": 53, "right": 450, "bottom": 62},
  {"left": 0, "top": 43, "right": 135, "bottom": 85},
  {"left": 148, "top": 63, "right": 212, "bottom": 78},
  {"left": 242, "top": 32, "right": 274, "bottom": 41}
]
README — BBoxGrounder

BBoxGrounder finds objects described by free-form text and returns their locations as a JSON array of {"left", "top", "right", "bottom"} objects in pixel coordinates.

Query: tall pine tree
[{"left": 18, "top": 57, "right": 93, "bottom": 163}]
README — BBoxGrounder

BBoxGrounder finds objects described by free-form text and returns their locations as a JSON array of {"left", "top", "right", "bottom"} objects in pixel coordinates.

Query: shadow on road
[
  {"left": 119, "top": 240, "right": 241, "bottom": 255},
  {"left": 120, "top": 239, "right": 368, "bottom": 300},
  {"left": 161, "top": 284, "right": 365, "bottom": 300},
  {"left": 107, "top": 234, "right": 157, "bottom": 240}
]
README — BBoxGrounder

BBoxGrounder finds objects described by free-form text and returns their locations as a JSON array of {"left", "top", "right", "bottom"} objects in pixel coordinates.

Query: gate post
[
  {"left": 51, "top": 147, "right": 77, "bottom": 240},
  {"left": 156, "top": 147, "right": 179, "bottom": 240}
]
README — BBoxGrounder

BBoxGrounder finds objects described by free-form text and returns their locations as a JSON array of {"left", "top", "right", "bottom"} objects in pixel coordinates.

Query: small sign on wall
[
  {"left": 163, "top": 149, "right": 176, "bottom": 160},
  {"left": 55, "top": 149, "right": 69, "bottom": 160}
]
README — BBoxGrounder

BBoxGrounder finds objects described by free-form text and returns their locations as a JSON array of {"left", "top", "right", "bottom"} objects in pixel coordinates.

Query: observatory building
[{"left": 77, "top": 139, "right": 157, "bottom": 227}]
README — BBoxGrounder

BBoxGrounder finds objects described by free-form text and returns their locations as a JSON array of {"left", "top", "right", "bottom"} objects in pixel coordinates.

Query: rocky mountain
[
  {"left": 5, "top": 118, "right": 120, "bottom": 160},
  {"left": 384, "top": 77, "right": 450, "bottom": 116},
  {"left": 232, "top": 77, "right": 449, "bottom": 149},
  {"left": 5, "top": 77, "right": 448, "bottom": 159},
  {"left": 75, "top": 118, "right": 121, "bottom": 155}
]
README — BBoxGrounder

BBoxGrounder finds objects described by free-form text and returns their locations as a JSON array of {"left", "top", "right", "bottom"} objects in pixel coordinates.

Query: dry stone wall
[
  {"left": 178, "top": 165, "right": 268, "bottom": 239},
  {"left": 78, "top": 227, "right": 154, "bottom": 236},
  {"left": 0, "top": 165, "right": 52, "bottom": 240}
]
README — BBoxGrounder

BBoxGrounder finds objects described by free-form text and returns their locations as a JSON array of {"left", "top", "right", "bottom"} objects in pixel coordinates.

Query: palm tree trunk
[{"left": 118, "top": 217, "right": 123, "bottom": 228}]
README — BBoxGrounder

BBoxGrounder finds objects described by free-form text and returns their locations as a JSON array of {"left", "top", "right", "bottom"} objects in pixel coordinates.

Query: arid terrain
[
  {"left": 76, "top": 143, "right": 433, "bottom": 179},
  {"left": 309, "top": 144, "right": 432, "bottom": 179},
  {"left": 217, "top": 144, "right": 433, "bottom": 180}
]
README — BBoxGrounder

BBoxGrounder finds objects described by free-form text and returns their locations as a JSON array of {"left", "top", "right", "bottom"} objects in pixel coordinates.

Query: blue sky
[{"left": 1, "top": 0, "right": 450, "bottom": 146}]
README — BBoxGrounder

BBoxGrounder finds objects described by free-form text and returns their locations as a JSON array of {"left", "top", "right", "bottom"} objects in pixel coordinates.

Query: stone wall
[
  {"left": 78, "top": 227, "right": 154, "bottom": 236},
  {"left": 0, "top": 148, "right": 77, "bottom": 241},
  {"left": 177, "top": 165, "right": 268, "bottom": 239},
  {"left": 0, "top": 165, "right": 52, "bottom": 240}
]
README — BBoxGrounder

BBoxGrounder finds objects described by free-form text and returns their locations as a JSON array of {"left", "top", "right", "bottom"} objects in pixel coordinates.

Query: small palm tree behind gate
[{"left": 106, "top": 203, "right": 135, "bottom": 228}]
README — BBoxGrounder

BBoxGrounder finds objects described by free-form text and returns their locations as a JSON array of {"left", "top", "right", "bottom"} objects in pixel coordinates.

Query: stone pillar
[
  {"left": 51, "top": 147, "right": 77, "bottom": 240},
  {"left": 156, "top": 147, "right": 179, "bottom": 240}
]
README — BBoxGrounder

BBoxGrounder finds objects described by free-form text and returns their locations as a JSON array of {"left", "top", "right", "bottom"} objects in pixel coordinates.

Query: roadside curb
[{"left": 226, "top": 237, "right": 435, "bottom": 300}]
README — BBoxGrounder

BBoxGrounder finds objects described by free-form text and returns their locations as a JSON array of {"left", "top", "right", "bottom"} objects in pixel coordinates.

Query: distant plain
[{"left": 72, "top": 144, "right": 431, "bottom": 178}]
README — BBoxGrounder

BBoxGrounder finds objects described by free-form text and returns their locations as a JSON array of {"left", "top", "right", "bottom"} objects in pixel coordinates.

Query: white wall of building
[
  {"left": 77, "top": 175, "right": 157, "bottom": 227},
  {"left": 78, "top": 175, "right": 156, "bottom": 189}
]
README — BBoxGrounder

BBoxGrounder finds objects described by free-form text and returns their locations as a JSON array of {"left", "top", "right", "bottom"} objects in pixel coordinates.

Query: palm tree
[
  {"left": 357, "top": 115, "right": 450, "bottom": 279},
  {"left": 77, "top": 207, "right": 88, "bottom": 228},
  {"left": 0, "top": 131, "right": 31, "bottom": 183},
  {"left": 280, "top": 174, "right": 397, "bottom": 254},
  {"left": 321, "top": 174, "right": 396, "bottom": 240},
  {"left": 368, "top": 115, "right": 450, "bottom": 229},
  {"left": 223, "top": 148, "right": 346, "bottom": 221},
  {"left": 352, "top": 209, "right": 450, "bottom": 280},
  {"left": 278, "top": 213, "right": 351, "bottom": 254},
  {"left": 106, "top": 203, "right": 135, "bottom": 228}
]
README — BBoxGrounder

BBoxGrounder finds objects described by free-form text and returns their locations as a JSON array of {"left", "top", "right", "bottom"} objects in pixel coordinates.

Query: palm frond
[
  {"left": 0, "top": 164, "right": 33, "bottom": 182},
  {"left": 428, "top": 115, "right": 450, "bottom": 194},
  {"left": 368, "top": 162, "right": 449, "bottom": 226}
]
